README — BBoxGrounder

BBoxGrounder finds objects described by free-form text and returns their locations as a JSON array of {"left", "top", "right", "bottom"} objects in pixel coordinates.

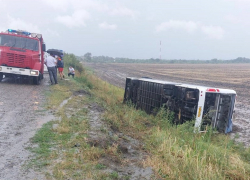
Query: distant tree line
[{"left": 80, "top": 53, "right": 250, "bottom": 64}]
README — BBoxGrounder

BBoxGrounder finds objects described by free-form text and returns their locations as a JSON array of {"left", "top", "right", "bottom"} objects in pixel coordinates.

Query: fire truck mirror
[{"left": 42, "top": 44, "right": 46, "bottom": 52}]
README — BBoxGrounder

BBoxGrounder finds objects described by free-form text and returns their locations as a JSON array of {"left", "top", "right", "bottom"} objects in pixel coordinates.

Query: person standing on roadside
[
  {"left": 56, "top": 55, "right": 65, "bottom": 80},
  {"left": 44, "top": 53, "right": 58, "bottom": 85},
  {"left": 68, "top": 66, "right": 75, "bottom": 78}
]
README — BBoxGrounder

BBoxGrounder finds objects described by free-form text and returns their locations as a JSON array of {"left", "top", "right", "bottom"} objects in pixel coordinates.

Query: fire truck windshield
[{"left": 0, "top": 34, "right": 39, "bottom": 51}]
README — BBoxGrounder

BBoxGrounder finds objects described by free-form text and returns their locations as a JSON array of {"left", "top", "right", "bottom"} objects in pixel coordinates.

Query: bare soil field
[{"left": 84, "top": 63, "right": 250, "bottom": 146}]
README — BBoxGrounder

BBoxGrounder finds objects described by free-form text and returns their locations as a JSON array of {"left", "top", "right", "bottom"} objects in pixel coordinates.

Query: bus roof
[
  {"left": 176, "top": 83, "right": 236, "bottom": 94},
  {"left": 127, "top": 77, "right": 236, "bottom": 94}
]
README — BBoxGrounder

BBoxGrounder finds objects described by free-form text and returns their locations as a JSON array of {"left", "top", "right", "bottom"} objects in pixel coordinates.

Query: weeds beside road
[{"left": 30, "top": 55, "right": 250, "bottom": 179}]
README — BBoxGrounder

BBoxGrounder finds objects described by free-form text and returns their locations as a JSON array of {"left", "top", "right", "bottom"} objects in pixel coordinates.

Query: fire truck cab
[{"left": 0, "top": 29, "right": 46, "bottom": 84}]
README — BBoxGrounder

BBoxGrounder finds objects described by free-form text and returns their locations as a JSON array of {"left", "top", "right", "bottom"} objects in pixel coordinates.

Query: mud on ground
[
  {"left": 0, "top": 74, "right": 53, "bottom": 180},
  {"left": 84, "top": 62, "right": 250, "bottom": 147},
  {"left": 0, "top": 70, "right": 155, "bottom": 180},
  {"left": 86, "top": 102, "right": 154, "bottom": 180},
  {"left": 57, "top": 90, "right": 155, "bottom": 179}
]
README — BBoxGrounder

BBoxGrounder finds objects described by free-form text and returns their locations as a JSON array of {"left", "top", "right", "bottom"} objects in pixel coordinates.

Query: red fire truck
[{"left": 0, "top": 29, "right": 46, "bottom": 84}]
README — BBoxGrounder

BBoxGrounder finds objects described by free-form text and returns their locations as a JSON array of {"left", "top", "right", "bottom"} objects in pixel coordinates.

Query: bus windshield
[{"left": 0, "top": 34, "right": 39, "bottom": 51}]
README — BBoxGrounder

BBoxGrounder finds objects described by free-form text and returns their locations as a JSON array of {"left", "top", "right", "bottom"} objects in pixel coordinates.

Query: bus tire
[{"left": 0, "top": 73, "right": 3, "bottom": 82}]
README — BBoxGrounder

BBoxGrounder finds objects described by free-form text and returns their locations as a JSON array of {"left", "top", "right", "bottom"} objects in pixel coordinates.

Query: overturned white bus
[{"left": 123, "top": 77, "right": 236, "bottom": 133}]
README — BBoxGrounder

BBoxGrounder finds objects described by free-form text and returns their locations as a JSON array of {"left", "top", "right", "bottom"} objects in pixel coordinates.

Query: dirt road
[
  {"left": 0, "top": 75, "right": 53, "bottom": 180},
  {"left": 84, "top": 62, "right": 250, "bottom": 146}
]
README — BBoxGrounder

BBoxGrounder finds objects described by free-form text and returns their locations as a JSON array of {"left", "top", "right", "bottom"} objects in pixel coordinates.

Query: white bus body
[{"left": 124, "top": 77, "right": 236, "bottom": 133}]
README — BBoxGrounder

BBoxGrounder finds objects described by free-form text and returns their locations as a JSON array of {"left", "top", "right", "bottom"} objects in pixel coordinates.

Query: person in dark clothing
[{"left": 56, "top": 55, "right": 65, "bottom": 80}]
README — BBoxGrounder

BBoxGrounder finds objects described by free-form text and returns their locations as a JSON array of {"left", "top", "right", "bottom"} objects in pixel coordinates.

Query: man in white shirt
[
  {"left": 44, "top": 53, "right": 58, "bottom": 84},
  {"left": 68, "top": 66, "right": 75, "bottom": 78}
]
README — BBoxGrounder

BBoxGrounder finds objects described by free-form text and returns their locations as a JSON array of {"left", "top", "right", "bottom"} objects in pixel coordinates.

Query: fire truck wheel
[
  {"left": 0, "top": 73, "right": 3, "bottom": 82},
  {"left": 33, "top": 75, "right": 41, "bottom": 85}
]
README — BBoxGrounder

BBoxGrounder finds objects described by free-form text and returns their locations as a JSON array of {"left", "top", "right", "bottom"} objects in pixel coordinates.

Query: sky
[{"left": 1, "top": 0, "right": 250, "bottom": 60}]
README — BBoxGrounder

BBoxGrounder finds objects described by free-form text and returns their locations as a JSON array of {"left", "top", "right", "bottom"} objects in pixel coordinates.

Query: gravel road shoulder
[{"left": 0, "top": 74, "right": 53, "bottom": 180}]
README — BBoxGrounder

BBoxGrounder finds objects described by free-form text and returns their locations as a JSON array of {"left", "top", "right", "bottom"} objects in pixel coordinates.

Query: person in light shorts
[{"left": 68, "top": 66, "right": 75, "bottom": 78}]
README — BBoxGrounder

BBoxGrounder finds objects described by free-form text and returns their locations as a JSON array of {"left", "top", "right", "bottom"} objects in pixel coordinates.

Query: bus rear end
[
  {"left": 168, "top": 84, "right": 236, "bottom": 133},
  {"left": 201, "top": 88, "right": 236, "bottom": 133}
]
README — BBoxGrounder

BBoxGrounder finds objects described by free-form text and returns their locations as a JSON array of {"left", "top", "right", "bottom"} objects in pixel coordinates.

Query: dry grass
[
  {"left": 82, "top": 69, "right": 250, "bottom": 179},
  {"left": 30, "top": 63, "right": 250, "bottom": 180}
]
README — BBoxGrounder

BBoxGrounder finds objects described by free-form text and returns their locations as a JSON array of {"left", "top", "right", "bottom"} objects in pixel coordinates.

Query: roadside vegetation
[{"left": 29, "top": 53, "right": 250, "bottom": 179}]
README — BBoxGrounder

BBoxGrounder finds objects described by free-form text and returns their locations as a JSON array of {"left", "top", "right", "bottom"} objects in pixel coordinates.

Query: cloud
[
  {"left": 55, "top": 10, "right": 90, "bottom": 28},
  {"left": 201, "top": 25, "right": 225, "bottom": 39},
  {"left": 42, "top": 0, "right": 138, "bottom": 30},
  {"left": 156, "top": 20, "right": 198, "bottom": 33},
  {"left": 72, "top": 0, "right": 109, "bottom": 12},
  {"left": 0, "top": 0, "right": 7, "bottom": 9},
  {"left": 41, "top": 0, "right": 70, "bottom": 11},
  {"left": 109, "top": 6, "right": 138, "bottom": 19},
  {"left": 8, "top": 16, "right": 40, "bottom": 33},
  {"left": 224, "top": 14, "right": 250, "bottom": 27},
  {"left": 113, "top": 39, "right": 121, "bottom": 43},
  {"left": 42, "top": 0, "right": 108, "bottom": 11},
  {"left": 223, "top": 0, "right": 250, "bottom": 6},
  {"left": 156, "top": 20, "right": 225, "bottom": 39},
  {"left": 45, "top": 28, "right": 60, "bottom": 37},
  {"left": 225, "top": 15, "right": 242, "bottom": 24},
  {"left": 225, "top": 0, "right": 250, "bottom": 2},
  {"left": 42, "top": 0, "right": 137, "bottom": 19},
  {"left": 99, "top": 22, "right": 117, "bottom": 30}
]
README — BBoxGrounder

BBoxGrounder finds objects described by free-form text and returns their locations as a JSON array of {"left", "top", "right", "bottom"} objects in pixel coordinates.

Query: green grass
[
  {"left": 84, "top": 69, "right": 250, "bottom": 179},
  {"left": 29, "top": 57, "right": 250, "bottom": 180}
]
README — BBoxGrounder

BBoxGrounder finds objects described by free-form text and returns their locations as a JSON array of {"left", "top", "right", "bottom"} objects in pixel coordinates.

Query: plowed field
[{"left": 84, "top": 62, "right": 250, "bottom": 146}]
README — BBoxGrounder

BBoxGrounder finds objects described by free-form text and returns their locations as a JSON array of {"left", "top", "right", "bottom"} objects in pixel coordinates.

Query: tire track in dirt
[{"left": 85, "top": 63, "right": 250, "bottom": 146}]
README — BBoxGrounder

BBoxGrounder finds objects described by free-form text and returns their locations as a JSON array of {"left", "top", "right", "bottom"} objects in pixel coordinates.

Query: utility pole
[{"left": 160, "top": 40, "right": 161, "bottom": 60}]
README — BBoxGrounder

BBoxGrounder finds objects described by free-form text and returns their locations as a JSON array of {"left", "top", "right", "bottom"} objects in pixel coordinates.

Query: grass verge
[{"left": 30, "top": 59, "right": 250, "bottom": 179}]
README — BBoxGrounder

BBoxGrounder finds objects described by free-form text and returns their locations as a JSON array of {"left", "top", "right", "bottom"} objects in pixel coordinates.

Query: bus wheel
[
  {"left": 0, "top": 73, "right": 3, "bottom": 82},
  {"left": 33, "top": 75, "right": 41, "bottom": 85}
]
